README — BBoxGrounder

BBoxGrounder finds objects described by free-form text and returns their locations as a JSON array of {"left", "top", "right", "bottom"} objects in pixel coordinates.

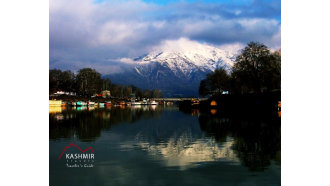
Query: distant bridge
[{"left": 153, "top": 98, "right": 208, "bottom": 102}]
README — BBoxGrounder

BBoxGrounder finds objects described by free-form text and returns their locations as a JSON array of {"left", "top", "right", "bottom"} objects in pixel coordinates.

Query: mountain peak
[
  {"left": 108, "top": 38, "right": 239, "bottom": 96},
  {"left": 136, "top": 38, "right": 236, "bottom": 72}
]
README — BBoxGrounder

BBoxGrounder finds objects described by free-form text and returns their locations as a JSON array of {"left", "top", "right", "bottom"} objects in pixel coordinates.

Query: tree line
[
  {"left": 199, "top": 42, "right": 281, "bottom": 96},
  {"left": 50, "top": 68, "right": 162, "bottom": 98}
]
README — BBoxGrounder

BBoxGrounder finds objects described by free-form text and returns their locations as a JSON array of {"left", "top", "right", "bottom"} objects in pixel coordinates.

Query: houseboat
[
  {"left": 142, "top": 99, "right": 148, "bottom": 105},
  {"left": 49, "top": 100, "right": 62, "bottom": 106},
  {"left": 131, "top": 100, "right": 141, "bottom": 105},
  {"left": 87, "top": 101, "right": 95, "bottom": 106},
  {"left": 76, "top": 101, "right": 87, "bottom": 106}
]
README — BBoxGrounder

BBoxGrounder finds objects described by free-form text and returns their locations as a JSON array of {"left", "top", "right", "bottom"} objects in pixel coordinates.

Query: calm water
[{"left": 50, "top": 105, "right": 280, "bottom": 186}]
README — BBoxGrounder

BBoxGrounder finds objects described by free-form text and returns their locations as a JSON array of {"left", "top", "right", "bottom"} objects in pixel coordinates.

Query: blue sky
[
  {"left": 50, "top": 0, "right": 281, "bottom": 74},
  {"left": 110, "top": 0, "right": 253, "bottom": 5}
]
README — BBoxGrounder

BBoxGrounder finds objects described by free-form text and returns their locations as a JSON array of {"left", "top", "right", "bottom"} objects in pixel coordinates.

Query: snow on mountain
[
  {"left": 134, "top": 38, "right": 236, "bottom": 77},
  {"left": 107, "top": 38, "right": 239, "bottom": 96}
]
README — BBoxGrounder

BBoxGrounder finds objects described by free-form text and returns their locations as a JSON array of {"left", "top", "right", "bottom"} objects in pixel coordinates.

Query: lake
[{"left": 50, "top": 105, "right": 280, "bottom": 186}]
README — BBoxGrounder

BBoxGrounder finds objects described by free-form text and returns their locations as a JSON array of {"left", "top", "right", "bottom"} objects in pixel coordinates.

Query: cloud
[
  {"left": 114, "top": 57, "right": 136, "bottom": 64},
  {"left": 50, "top": 0, "right": 281, "bottom": 73},
  {"left": 216, "top": 42, "right": 245, "bottom": 55}
]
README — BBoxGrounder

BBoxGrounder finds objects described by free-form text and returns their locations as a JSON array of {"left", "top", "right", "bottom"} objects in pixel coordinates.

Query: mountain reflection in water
[
  {"left": 50, "top": 105, "right": 280, "bottom": 185},
  {"left": 129, "top": 137, "right": 239, "bottom": 169}
]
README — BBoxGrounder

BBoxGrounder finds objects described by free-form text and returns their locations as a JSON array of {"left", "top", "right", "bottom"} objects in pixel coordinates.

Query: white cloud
[
  {"left": 217, "top": 42, "right": 245, "bottom": 55},
  {"left": 116, "top": 57, "right": 136, "bottom": 64},
  {"left": 50, "top": 0, "right": 281, "bottom": 72}
]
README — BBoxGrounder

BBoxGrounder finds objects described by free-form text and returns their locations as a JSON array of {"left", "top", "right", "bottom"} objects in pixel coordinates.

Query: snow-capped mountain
[
  {"left": 135, "top": 38, "right": 236, "bottom": 75},
  {"left": 105, "top": 38, "right": 238, "bottom": 96}
]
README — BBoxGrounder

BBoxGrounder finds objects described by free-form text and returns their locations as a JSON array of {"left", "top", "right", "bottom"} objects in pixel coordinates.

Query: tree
[
  {"left": 199, "top": 79, "right": 210, "bottom": 96},
  {"left": 110, "top": 84, "right": 121, "bottom": 97},
  {"left": 100, "top": 78, "right": 112, "bottom": 91},
  {"left": 152, "top": 89, "right": 163, "bottom": 98},
  {"left": 76, "top": 68, "right": 101, "bottom": 96},
  {"left": 61, "top": 70, "right": 75, "bottom": 92},
  {"left": 198, "top": 68, "right": 230, "bottom": 96},
  {"left": 49, "top": 69, "right": 75, "bottom": 93},
  {"left": 123, "top": 86, "right": 132, "bottom": 97},
  {"left": 264, "top": 49, "right": 281, "bottom": 91},
  {"left": 231, "top": 42, "right": 280, "bottom": 94},
  {"left": 143, "top": 89, "right": 152, "bottom": 98},
  {"left": 49, "top": 69, "right": 62, "bottom": 93},
  {"left": 135, "top": 87, "right": 143, "bottom": 99},
  {"left": 208, "top": 68, "right": 230, "bottom": 93},
  {"left": 49, "top": 67, "right": 157, "bottom": 98}
]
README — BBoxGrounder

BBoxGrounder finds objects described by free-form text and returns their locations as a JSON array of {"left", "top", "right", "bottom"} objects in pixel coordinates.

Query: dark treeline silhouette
[
  {"left": 199, "top": 42, "right": 281, "bottom": 96},
  {"left": 50, "top": 68, "right": 162, "bottom": 98}
]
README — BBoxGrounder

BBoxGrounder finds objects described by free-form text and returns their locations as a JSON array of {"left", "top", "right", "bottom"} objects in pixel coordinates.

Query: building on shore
[{"left": 101, "top": 90, "right": 111, "bottom": 98}]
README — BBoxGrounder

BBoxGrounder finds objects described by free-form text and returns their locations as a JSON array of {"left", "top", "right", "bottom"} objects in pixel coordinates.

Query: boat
[
  {"left": 178, "top": 99, "right": 199, "bottom": 109},
  {"left": 142, "top": 99, "right": 148, "bottom": 105},
  {"left": 167, "top": 102, "right": 173, "bottom": 105},
  {"left": 76, "top": 101, "right": 87, "bottom": 106},
  {"left": 87, "top": 101, "right": 95, "bottom": 106},
  {"left": 158, "top": 101, "right": 165, "bottom": 105},
  {"left": 131, "top": 101, "right": 141, "bottom": 105},
  {"left": 49, "top": 100, "right": 62, "bottom": 106},
  {"left": 98, "top": 102, "right": 105, "bottom": 107},
  {"left": 149, "top": 100, "right": 158, "bottom": 105},
  {"left": 105, "top": 101, "right": 112, "bottom": 108},
  {"left": 191, "top": 99, "right": 200, "bottom": 108}
]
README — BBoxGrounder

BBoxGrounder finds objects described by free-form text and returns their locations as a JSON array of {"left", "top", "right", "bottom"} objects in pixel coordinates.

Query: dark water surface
[{"left": 50, "top": 105, "right": 280, "bottom": 186}]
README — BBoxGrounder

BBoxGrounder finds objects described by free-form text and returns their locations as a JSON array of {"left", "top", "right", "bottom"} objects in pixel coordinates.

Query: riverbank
[{"left": 50, "top": 95, "right": 134, "bottom": 105}]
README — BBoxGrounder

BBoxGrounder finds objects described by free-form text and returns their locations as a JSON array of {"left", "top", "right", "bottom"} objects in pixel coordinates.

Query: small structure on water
[
  {"left": 101, "top": 90, "right": 111, "bottom": 98},
  {"left": 49, "top": 100, "right": 62, "bottom": 106}
]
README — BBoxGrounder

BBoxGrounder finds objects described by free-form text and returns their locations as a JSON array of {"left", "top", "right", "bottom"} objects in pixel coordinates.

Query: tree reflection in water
[
  {"left": 198, "top": 110, "right": 281, "bottom": 171},
  {"left": 49, "top": 106, "right": 163, "bottom": 142}
]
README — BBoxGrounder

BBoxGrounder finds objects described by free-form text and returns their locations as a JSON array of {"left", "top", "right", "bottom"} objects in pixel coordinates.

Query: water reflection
[
  {"left": 49, "top": 106, "right": 163, "bottom": 141},
  {"left": 49, "top": 106, "right": 62, "bottom": 114},
  {"left": 131, "top": 136, "right": 239, "bottom": 169},
  {"left": 198, "top": 110, "right": 281, "bottom": 171},
  {"left": 76, "top": 106, "right": 87, "bottom": 111},
  {"left": 50, "top": 105, "right": 280, "bottom": 185},
  {"left": 88, "top": 106, "right": 95, "bottom": 111},
  {"left": 150, "top": 105, "right": 157, "bottom": 111}
]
